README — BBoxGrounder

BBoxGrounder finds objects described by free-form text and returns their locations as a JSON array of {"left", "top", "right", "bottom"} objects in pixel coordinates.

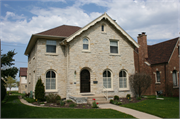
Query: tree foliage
[
  {"left": 1, "top": 50, "right": 18, "bottom": 79},
  {"left": 5, "top": 76, "right": 17, "bottom": 92},
  {"left": 129, "top": 73, "right": 152, "bottom": 97},
  {"left": 35, "top": 77, "right": 45, "bottom": 101}
]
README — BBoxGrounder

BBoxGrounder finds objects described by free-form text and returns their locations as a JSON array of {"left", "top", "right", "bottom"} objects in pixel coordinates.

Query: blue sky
[{"left": 0, "top": 0, "right": 180, "bottom": 81}]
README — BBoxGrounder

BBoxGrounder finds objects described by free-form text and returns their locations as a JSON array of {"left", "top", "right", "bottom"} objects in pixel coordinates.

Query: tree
[
  {"left": 5, "top": 76, "right": 17, "bottom": 92},
  {"left": 35, "top": 77, "right": 45, "bottom": 101},
  {"left": 1, "top": 50, "right": 18, "bottom": 79},
  {"left": 129, "top": 73, "right": 152, "bottom": 97}
]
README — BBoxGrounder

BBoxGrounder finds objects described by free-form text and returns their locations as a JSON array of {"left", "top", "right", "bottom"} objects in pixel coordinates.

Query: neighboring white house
[
  {"left": 18, "top": 68, "right": 27, "bottom": 93},
  {"left": 25, "top": 13, "right": 139, "bottom": 103}
]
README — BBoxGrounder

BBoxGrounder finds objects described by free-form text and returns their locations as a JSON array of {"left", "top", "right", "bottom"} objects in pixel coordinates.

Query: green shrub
[
  {"left": 126, "top": 94, "right": 131, "bottom": 99},
  {"left": 35, "top": 77, "right": 45, "bottom": 101},
  {"left": 60, "top": 100, "right": 65, "bottom": 106},
  {"left": 136, "top": 97, "right": 141, "bottom": 100},
  {"left": 46, "top": 93, "right": 60, "bottom": 103},
  {"left": 25, "top": 98, "right": 36, "bottom": 103},
  {"left": 92, "top": 101, "right": 98, "bottom": 108},
  {"left": 66, "top": 100, "right": 72, "bottom": 103},
  {"left": 114, "top": 100, "right": 122, "bottom": 105},
  {"left": 56, "top": 95, "right": 61, "bottom": 100},
  {"left": 114, "top": 95, "right": 119, "bottom": 100},
  {"left": 56, "top": 100, "right": 61, "bottom": 105},
  {"left": 110, "top": 99, "right": 114, "bottom": 104},
  {"left": 69, "top": 103, "right": 76, "bottom": 107},
  {"left": 1, "top": 80, "right": 6, "bottom": 101},
  {"left": 29, "top": 91, "right": 33, "bottom": 99}
]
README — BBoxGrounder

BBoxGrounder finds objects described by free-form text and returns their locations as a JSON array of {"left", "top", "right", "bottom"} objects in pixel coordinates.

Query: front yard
[
  {"left": 1, "top": 94, "right": 134, "bottom": 118},
  {"left": 121, "top": 96, "right": 179, "bottom": 118}
]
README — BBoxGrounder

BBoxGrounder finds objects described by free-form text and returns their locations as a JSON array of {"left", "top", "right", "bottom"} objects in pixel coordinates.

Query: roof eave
[{"left": 24, "top": 34, "right": 67, "bottom": 55}]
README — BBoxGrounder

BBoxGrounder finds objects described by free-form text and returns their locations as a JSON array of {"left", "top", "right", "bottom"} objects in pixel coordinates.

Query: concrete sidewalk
[{"left": 98, "top": 104, "right": 162, "bottom": 119}]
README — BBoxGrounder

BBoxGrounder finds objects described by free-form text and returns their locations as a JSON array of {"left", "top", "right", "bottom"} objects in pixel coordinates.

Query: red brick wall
[{"left": 166, "top": 41, "right": 179, "bottom": 96}]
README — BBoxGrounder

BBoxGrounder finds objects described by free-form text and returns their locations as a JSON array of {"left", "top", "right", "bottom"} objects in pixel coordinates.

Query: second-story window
[
  {"left": 46, "top": 40, "right": 56, "bottom": 53},
  {"left": 110, "top": 40, "right": 118, "bottom": 53},
  {"left": 83, "top": 38, "right": 89, "bottom": 50}
]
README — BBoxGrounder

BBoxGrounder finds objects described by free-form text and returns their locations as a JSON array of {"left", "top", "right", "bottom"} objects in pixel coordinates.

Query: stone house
[
  {"left": 18, "top": 67, "right": 28, "bottom": 93},
  {"left": 25, "top": 13, "right": 139, "bottom": 103},
  {"left": 134, "top": 33, "right": 179, "bottom": 97}
]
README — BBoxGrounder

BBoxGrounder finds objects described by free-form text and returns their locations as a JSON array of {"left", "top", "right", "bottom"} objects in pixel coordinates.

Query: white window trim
[
  {"left": 46, "top": 40, "right": 58, "bottom": 54},
  {"left": 82, "top": 37, "right": 90, "bottom": 52},
  {"left": 153, "top": 71, "right": 161, "bottom": 84},
  {"left": 109, "top": 39, "right": 120, "bottom": 55},
  {"left": 103, "top": 69, "right": 113, "bottom": 91},
  {"left": 119, "top": 70, "right": 129, "bottom": 91},
  {"left": 45, "top": 70, "right": 58, "bottom": 92}
]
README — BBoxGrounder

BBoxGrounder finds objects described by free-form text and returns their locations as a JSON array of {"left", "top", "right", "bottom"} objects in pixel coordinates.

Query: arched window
[
  {"left": 173, "top": 70, "right": 178, "bottom": 86},
  {"left": 102, "top": 25, "right": 104, "bottom": 31},
  {"left": 103, "top": 70, "right": 112, "bottom": 89},
  {"left": 156, "top": 71, "right": 160, "bottom": 82},
  {"left": 83, "top": 38, "right": 89, "bottom": 50},
  {"left": 46, "top": 70, "right": 56, "bottom": 89},
  {"left": 119, "top": 70, "right": 127, "bottom": 88}
]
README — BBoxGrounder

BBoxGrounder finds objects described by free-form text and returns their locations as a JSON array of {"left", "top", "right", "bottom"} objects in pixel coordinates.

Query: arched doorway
[{"left": 80, "top": 69, "right": 90, "bottom": 93}]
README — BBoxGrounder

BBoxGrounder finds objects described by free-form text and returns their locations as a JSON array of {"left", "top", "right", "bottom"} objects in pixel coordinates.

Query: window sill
[
  {"left": 109, "top": 53, "right": 120, "bottom": 56},
  {"left": 45, "top": 53, "right": 58, "bottom": 56},
  {"left": 82, "top": 50, "right": 91, "bottom": 53},
  {"left": 155, "top": 82, "right": 161, "bottom": 84},
  {"left": 101, "top": 32, "right": 107, "bottom": 34},
  {"left": 119, "top": 89, "right": 130, "bottom": 92},
  {"left": 173, "top": 86, "right": 179, "bottom": 89},
  {"left": 103, "top": 89, "right": 114, "bottom": 92},
  {"left": 45, "top": 90, "right": 58, "bottom": 92}
]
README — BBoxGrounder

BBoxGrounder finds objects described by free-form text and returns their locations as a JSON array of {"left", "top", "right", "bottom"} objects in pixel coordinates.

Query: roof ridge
[
  {"left": 37, "top": 25, "right": 81, "bottom": 34},
  {"left": 148, "top": 37, "right": 179, "bottom": 47}
]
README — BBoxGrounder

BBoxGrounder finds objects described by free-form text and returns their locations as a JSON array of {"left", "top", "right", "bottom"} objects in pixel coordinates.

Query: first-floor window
[
  {"left": 156, "top": 71, "right": 160, "bottom": 82},
  {"left": 119, "top": 70, "right": 127, "bottom": 88},
  {"left": 46, "top": 70, "right": 56, "bottom": 89},
  {"left": 103, "top": 70, "right": 112, "bottom": 89},
  {"left": 173, "top": 70, "right": 178, "bottom": 86}
]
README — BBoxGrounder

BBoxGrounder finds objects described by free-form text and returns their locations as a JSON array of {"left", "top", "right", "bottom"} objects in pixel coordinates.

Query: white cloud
[{"left": 0, "top": 0, "right": 179, "bottom": 44}]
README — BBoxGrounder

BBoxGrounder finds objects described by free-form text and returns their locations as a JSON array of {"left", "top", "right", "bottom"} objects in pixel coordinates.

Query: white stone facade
[{"left": 26, "top": 15, "right": 137, "bottom": 99}]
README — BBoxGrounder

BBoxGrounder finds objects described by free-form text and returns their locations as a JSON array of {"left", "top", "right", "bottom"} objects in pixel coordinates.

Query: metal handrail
[{"left": 103, "top": 86, "right": 108, "bottom": 101}]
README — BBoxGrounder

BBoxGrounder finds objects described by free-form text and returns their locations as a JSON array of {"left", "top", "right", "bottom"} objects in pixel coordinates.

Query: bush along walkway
[{"left": 98, "top": 104, "right": 162, "bottom": 119}]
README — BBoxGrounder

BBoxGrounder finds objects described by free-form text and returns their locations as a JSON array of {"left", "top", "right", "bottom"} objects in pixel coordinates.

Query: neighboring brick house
[
  {"left": 24, "top": 13, "right": 139, "bottom": 102},
  {"left": 134, "top": 32, "right": 179, "bottom": 96},
  {"left": 18, "top": 68, "right": 28, "bottom": 93}
]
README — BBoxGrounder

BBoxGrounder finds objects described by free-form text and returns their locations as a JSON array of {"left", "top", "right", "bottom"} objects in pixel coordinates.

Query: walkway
[
  {"left": 19, "top": 98, "right": 161, "bottom": 119},
  {"left": 98, "top": 104, "right": 162, "bottom": 119}
]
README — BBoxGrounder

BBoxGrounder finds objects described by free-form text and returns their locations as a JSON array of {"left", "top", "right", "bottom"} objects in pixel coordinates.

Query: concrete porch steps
[{"left": 87, "top": 96, "right": 109, "bottom": 104}]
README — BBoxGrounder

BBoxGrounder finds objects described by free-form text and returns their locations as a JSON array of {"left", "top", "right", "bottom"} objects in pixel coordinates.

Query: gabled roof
[
  {"left": 25, "top": 13, "right": 139, "bottom": 55},
  {"left": 19, "top": 68, "right": 27, "bottom": 77},
  {"left": 37, "top": 25, "right": 81, "bottom": 37},
  {"left": 147, "top": 37, "right": 179, "bottom": 65},
  {"left": 61, "top": 13, "right": 139, "bottom": 48},
  {"left": 25, "top": 25, "right": 80, "bottom": 55}
]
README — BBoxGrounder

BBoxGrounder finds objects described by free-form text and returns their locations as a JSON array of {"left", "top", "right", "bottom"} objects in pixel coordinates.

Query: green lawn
[
  {"left": 121, "top": 96, "right": 179, "bottom": 118},
  {"left": 1, "top": 95, "right": 134, "bottom": 118}
]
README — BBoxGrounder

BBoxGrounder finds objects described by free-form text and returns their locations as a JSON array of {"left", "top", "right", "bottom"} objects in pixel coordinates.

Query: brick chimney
[{"left": 137, "top": 32, "right": 148, "bottom": 59}]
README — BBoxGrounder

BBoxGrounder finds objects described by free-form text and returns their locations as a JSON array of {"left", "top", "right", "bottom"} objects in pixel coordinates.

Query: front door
[{"left": 80, "top": 69, "right": 90, "bottom": 93}]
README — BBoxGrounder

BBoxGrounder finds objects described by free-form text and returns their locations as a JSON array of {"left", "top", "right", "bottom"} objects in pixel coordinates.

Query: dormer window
[{"left": 83, "top": 38, "right": 89, "bottom": 50}]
